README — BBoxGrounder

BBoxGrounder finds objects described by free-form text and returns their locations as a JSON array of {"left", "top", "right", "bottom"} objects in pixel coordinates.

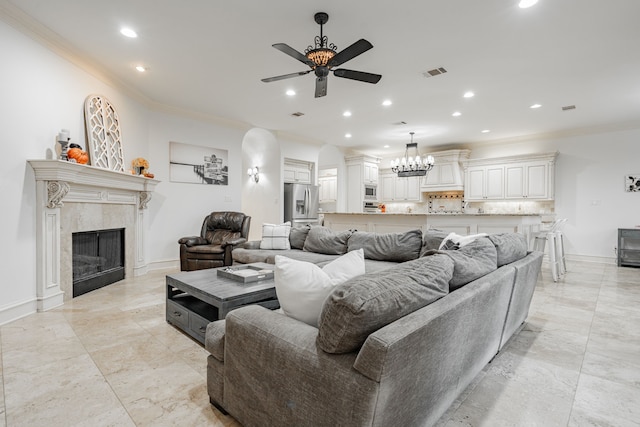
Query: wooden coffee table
[{"left": 166, "top": 262, "right": 279, "bottom": 344}]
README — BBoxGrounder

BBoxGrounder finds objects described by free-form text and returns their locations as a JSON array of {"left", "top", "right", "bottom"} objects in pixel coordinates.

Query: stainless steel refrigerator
[{"left": 284, "top": 183, "right": 320, "bottom": 226}]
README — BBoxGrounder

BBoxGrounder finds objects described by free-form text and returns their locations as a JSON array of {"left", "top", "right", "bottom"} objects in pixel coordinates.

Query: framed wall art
[
  {"left": 169, "top": 141, "right": 228, "bottom": 185},
  {"left": 626, "top": 175, "right": 640, "bottom": 192}
]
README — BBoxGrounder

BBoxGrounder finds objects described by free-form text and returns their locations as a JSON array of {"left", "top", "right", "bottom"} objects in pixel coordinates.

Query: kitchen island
[{"left": 322, "top": 212, "right": 542, "bottom": 245}]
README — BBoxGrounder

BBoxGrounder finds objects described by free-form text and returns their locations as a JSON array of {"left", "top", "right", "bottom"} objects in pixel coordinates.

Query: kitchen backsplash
[{"left": 383, "top": 194, "right": 554, "bottom": 215}]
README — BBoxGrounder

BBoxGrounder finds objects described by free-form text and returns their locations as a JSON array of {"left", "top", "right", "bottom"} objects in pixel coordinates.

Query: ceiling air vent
[
  {"left": 562, "top": 105, "right": 576, "bottom": 111},
  {"left": 423, "top": 67, "right": 448, "bottom": 78},
  {"left": 291, "top": 112, "right": 305, "bottom": 117}
]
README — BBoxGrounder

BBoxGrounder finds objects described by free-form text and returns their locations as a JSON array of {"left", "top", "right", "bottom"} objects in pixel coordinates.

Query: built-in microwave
[{"left": 364, "top": 184, "right": 377, "bottom": 200}]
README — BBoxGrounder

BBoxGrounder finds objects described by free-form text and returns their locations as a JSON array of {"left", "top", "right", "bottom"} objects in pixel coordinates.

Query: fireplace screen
[{"left": 72, "top": 228, "right": 125, "bottom": 297}]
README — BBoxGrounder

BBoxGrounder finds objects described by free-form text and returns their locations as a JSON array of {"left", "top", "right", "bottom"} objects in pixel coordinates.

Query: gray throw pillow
[
  {"left": 303, "top": 226, "right": 351, "bottom": 255},
  {"left": 317, "top": 254, "right": 454, "bottom": 354},
  {"left": 289, "top": 225, "right": 311, "bottom": 249},
  {"left": 488, "top": 233, "right": 528, "bottom": 267},
  {"left": 347, "top": 229, "right": 422, "bottom": 262},
  {"left": 439, "top": 237, "right": 498, "bottom": 291},
  {"left": 420, "top": 229, "right": 449, "bottom": 257}
]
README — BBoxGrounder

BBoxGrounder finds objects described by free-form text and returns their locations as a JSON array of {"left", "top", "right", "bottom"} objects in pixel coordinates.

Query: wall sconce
[{"left": 247, "top": 166, "right": 260, "bottom": 183}]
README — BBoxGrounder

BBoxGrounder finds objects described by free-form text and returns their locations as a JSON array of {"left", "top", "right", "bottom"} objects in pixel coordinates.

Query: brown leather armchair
[{"left": 178, "top": 212, "right": 251, "bottom": 271}]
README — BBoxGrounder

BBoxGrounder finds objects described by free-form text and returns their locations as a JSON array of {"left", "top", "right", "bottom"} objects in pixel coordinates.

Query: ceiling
[{"left": 3, "top": 0, "right": 640, "bottom": 156}]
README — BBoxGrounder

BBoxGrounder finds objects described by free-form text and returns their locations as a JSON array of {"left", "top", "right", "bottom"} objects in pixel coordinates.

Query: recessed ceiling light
[
  {"left": 345, "top": 133, "right": 352, "bottom": 138},
  {"left": 120, "top": 28, "right": 138, "bottom": 38},
  {"left": 135, "top": 65, "right": 147, "bottom": 72},
  {"left": 452, "top": 111, "right": 461, "bottom": 117},
  {"left": 384, "top": 145, "right": 390, "bottom": 148},
  {"left": 343, "top": 111, "right": 352, "bottom": 117},
  {"left": 530, "top": 103, "right": 542, "bottom": 109},
  {"left": 463, "top": 91, "right": 475, "bottom": 98},
  {"left": 286, "top": 89, "right": 296, "bottom": 96},
  {"left": 382, "top": 100, "right": 392, "bottom": 106},
  {"left": 519, "top": 0, "right": 538, "bottom": 8},
  {"left": 481, "top": 129, "right": 491, "bottom": 133}
]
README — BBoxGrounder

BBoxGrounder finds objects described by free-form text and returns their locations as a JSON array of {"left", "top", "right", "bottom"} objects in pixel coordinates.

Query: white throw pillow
[
  {"left": 274, "top": 249, "right": 365, "bottom": 327},
  {"left": 260, "top": 222, "right": 292, "bottom": 250},
  {"left": 439, "top": 232, "right": 488, "bottom": 250}
]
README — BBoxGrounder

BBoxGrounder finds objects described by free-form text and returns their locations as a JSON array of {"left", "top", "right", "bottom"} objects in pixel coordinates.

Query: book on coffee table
[{"left": 217, "top": 264, "right": 275, "bottom": 283}]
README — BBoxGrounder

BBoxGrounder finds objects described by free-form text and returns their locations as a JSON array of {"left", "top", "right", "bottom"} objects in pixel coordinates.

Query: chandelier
[{"left": 390, "top": 132, "right": 435, "bottom": 177}]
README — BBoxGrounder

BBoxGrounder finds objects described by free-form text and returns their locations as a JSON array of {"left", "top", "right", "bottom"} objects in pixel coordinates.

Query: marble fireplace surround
[{"left": 28, "top": 160, "right": 159, "bottom": 311}]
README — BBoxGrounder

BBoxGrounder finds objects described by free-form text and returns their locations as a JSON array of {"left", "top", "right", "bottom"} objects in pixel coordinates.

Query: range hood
[{"left": 420, "top": 149, "right": 470, "bottom": 193}]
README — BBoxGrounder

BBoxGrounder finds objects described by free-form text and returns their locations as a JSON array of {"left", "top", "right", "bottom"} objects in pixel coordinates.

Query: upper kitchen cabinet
[
  {"left": 363, "top": 162, "right": 379, "bottom": 184},
  {"left": 465, "top": 165, "right": 505, "bottom": 200},
  {"left": 420, "top": 149, "right": 470, "bottom": 192},
  {"left": 284, "top": 158, "right": 313, "bottom": 184},
  {"left": 464, "top": 152, "right": 558, "bottom": 201},
  {"left": 380, "top": 173, "right": 421, "bottom": 202}
]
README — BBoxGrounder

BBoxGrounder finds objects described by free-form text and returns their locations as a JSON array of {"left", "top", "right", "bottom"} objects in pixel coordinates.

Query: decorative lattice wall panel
[{"left": 84, "top": 94, "right": 125, "bottom": 172}]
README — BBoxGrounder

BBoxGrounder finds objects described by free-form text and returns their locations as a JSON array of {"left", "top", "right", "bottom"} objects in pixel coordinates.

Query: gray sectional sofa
[{"left": 205, "top": 226, "right": 543, "bottom": 427}]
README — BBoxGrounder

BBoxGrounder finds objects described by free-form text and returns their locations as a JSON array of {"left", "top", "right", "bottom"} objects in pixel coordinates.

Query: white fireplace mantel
[{"left": 28, "top": 160, "right": 160, "bottom": 312}]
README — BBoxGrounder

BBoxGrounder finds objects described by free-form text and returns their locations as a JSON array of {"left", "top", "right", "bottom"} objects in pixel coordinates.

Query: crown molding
[{"left": 475, "top": 120, "right": 640, "bottom": 148}]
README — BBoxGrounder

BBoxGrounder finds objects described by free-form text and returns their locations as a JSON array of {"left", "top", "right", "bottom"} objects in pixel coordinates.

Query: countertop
[{"left": 321, "top": 212, "right": 542, "bottom": 216}]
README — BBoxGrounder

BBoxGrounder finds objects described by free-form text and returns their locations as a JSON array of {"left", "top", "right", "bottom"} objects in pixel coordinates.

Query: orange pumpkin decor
[{"left": 67, "top": 147, "right": 89, "bottom": 164}]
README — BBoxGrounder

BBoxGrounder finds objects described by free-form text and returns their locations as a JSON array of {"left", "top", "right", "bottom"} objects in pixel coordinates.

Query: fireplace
[
  {"left": 28, "top": 160, "right": 158, "bottom": 311},
  {"left": 73, "top": 228, "right": 125, "bottom": 297}
]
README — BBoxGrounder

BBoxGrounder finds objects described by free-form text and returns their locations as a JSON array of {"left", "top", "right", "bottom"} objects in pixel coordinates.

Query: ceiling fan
[{"left": 261, "top": 12, "right": 382, "bottom": 98}]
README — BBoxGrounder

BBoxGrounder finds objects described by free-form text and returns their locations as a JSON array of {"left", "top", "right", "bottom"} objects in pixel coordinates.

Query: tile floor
[{"left": 0, "top": 261, "right": 638, "bottom": 426}]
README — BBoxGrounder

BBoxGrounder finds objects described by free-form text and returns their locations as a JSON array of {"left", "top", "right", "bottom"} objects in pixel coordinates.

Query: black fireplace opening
[{"left": 72, "top": 228, "right": 125, "bottom": 297}]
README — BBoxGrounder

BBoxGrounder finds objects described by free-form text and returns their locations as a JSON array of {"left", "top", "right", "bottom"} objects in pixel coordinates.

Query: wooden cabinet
[
  {"left": 284, "top": 159, "right": 313, "bottom": 184},
  {"left": 464, "top": 152, "right": 557, "bottom": 202},
  {"left": 318, "top": 176, "right": 337, "bottom": 202},
  {"left": 380, "top": 173, "right": 420, "bottom": 201},
  {"left": 618, "top": 228, "right": 640, "bottom": 267}
]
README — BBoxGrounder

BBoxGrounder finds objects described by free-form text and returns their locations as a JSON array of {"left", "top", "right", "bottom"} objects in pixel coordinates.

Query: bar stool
[{"left": 532, "top": 219, "right": 567, "bottom": 282}]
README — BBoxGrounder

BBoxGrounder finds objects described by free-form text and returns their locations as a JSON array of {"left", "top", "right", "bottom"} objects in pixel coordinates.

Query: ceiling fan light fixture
[{"left": 306, "top": 48, "right": 336, "bottom": 66}]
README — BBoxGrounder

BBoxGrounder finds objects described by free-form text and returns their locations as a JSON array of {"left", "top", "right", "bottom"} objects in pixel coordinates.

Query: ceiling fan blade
[
  {"left": 272, "top": 43, "right": 316, "bottom": 68},
  {"left": 261, "top": 70, "right": 312, "bottom": 83},
  {"left": 326, "top": 39, "right": 373, "bottom": 68},
  {"left": 315, "top": 77, "right": 328, "bottom": 98},
  {"left": 333, "top": 69, "right": 382, "bottom": 84}
]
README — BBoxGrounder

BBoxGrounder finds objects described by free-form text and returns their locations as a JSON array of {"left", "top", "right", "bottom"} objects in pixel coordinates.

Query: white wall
[
  {"left": 145, "top": 111, "right": 247, "bottom": 267},
  {"left": 242, "top": 128, "right": 281, "bottom": 240}
]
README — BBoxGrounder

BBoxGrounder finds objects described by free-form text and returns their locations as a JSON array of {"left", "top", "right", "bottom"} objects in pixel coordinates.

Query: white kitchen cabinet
[
  {"left": 381, "top": 174, "right": 395, "bottom": 201},
  {"left": 284, "top": 159, "right": 313, "bottom": 184},
  {"left": 464, "top": 152, "right": 557, "bottom": 202},
  {"left": 318, "top": 176, "right": 337, "bottom": 202},
  {"left": 345, "top": 155, "right": 381, "bottom": 212},
  {"left": 464, "top": 165, "right": 504, "bottom": 201},
  {"left": 364, "top": 163, "right": 378, "bottom": 184},
  {"left": 380, "top": 173, "right": 420, "bottom": 201},
  {"left": 504, "top": 161, "right": 551, "bottom": 200}
]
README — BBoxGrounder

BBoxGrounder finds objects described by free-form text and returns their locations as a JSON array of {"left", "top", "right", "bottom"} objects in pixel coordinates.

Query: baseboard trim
[
  {"left": 566, "top": 254, "right": 617, "bottom": 265},
  {"left": 147, "top": 259, "right": 180, "bottom": 272},
  {"left": 0, "top": 297, "right": 38, "bottom": 326}
]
